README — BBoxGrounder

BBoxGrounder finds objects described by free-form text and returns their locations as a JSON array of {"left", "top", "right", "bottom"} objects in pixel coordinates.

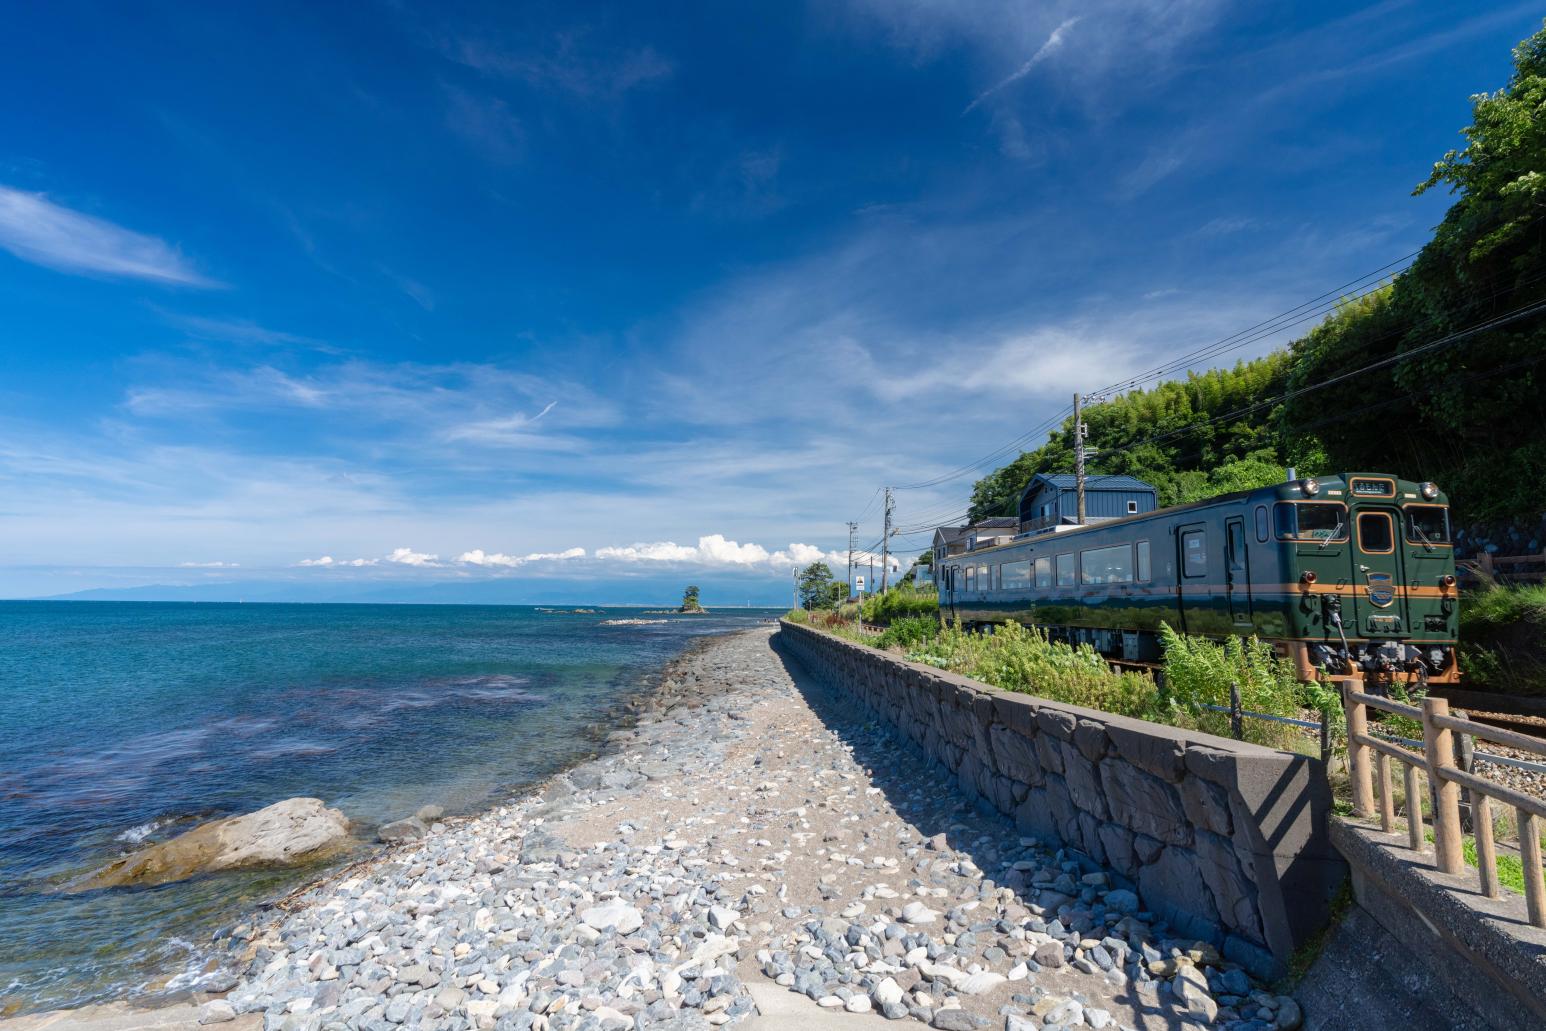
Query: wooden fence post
[
  {"left": 1229, "top": 681, "right": 1243, "bottom": 740},
  {"left": 1423, "top": 696, "right": 1464, "bottom": 875},
  {"left": 1344, "top": 680, "right": 1375, "bottom": 818},
  {"left": 1519, "top": 809, "right": 1546, "bottom": 928}
]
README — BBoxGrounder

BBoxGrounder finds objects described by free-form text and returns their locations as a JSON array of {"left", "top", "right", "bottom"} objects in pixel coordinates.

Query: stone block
[
  {"left": 1034, "top": 733, "right": 1064, "bottom": 775},
  {"left": 1099, "top": 762, "right": 1191, "bottom": 846},
  {"left": 1073, "top": 719, "right": 1109, "bottom": 762},
  {"left": 987, "top": 723, "right": 1041, "bottom": 785},
  {"left": 1097, "top": 823, "right": 1137, "bottom": 879},
  {"left": 1043, "top": 773, "right": 1081, "bottom": 841},
  {"left": 1133, "top": 833, "right": 1165, "bottom": 865},
  {"left": 1194, "top": 830, "right": 1262, "bottom": 939},
  {"left": 1075, "top": 810, "right": 1108, "bottom": 866},
  {"left": 992, "top": 694, "right": 1041, "bottom": 738},
  {"left": 1014, "top": 787, "right": 1058, "bottom": 842},
  {"left": 1178, "top": 776, "right": 1233, "bottom": 837},
  {"left": 1137, "top": 845, "right": 1222, "bottom": 945},
  {"left": 1036, "top": 709, "right": 1077, "bottom": 741},
  {"left": 1104, "top": 721, "right": 1188, "bottom": 782},
  {"left": 1058, "top": 741, "right": 1109, "bottom": 821}
]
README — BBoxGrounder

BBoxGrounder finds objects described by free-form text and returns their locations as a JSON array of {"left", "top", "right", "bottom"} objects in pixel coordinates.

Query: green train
[{"left": 937, "top": 473, "right": 1459, "bottom": 685}]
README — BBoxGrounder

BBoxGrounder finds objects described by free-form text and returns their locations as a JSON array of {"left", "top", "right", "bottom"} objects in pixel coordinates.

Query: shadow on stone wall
[{"left": 776, "top": 621, "right": 1347, "bottom": 979}]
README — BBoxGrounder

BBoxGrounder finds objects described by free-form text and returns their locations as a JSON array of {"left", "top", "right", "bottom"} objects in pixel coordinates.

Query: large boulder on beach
[{"left": 71, "top": 797, "right": 351, "bottom": 891}]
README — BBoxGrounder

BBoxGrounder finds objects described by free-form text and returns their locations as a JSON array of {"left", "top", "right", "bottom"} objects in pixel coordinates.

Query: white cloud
[
  {"left": 177, "top": 560, "right": 239, "bottom": 568},
  {"left": 456, "top": 546, "right": 586, "bottom": 567},
  {"left": 594, "top": 534, "right": 898, "bottom": 573},
  {"left": 963, "top": 17, "right": 1078, "bottom": 114},
  {"left": 386, "top": 547, "right": 440, "bottom": 566},
  {"left": 0, "top": 185, "right": 216, "bottom": 286},
  {"left": 296, "top": 555, "right": 378, "bottom": 567}
]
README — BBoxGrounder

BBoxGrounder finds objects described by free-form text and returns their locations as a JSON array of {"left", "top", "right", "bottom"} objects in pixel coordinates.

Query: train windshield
[
  {"left": 1405, "top": 505, "right": 1451, "bottom": 545},
  {"left": 1274, "top": 502, "right": 1348, "bottom": 542}
]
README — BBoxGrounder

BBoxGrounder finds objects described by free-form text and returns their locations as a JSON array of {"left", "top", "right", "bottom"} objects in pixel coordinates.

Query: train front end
[{"left": 1279, "top": 473, "right": 1459, "bottom": 685}]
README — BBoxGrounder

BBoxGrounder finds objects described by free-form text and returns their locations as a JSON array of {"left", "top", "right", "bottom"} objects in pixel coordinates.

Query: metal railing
[{"left": 1344, "top": 685, "right": 1546, "bottom": 926}]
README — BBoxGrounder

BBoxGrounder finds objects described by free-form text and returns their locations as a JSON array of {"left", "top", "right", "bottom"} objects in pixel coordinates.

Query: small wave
[
  {"left": 246, "top": 740, "right": 339, "bottom": 761},
  {"left": 600, "top": 619, "right": 667, "bottom": 626},
  {"left": 115, "top": 817, "right": 173, "bottom": 845}
]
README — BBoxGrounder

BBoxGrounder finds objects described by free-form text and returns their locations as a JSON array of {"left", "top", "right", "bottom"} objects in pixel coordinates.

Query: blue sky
[{"left": 0, "top": 1, "right": 1539, "bottom": 603}]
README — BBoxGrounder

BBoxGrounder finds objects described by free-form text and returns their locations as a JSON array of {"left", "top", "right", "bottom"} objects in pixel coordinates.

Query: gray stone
[
  {"left": 1057, "top": 742, "right": 1108, "bottom": 821},
  {"left": 1032, "top": 942, "right": 1065, "bottom": 968},
  {"left": 1098, "top": 763, "right": 1191, "bottom": 846}
]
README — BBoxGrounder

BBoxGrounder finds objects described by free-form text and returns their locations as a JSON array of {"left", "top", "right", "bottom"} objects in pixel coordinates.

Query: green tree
[
  {"left": 797, "top": 562, "right": 837, "bottom": 609},
  {"left": 679, "top": 585, "right": 702, "bottom": 612}
]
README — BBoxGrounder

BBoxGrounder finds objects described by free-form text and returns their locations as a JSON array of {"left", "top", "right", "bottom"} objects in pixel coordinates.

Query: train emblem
[{"left": 1364, "top": 571, "right": 1396, "bottom": 608}]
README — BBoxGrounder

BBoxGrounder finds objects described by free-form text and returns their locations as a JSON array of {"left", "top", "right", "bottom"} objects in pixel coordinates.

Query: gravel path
[{"left": 200, "top": 628, "right": 1299, "bottom": 1031}]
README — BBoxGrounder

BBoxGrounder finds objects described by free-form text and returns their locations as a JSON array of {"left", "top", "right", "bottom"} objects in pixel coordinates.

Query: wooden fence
[
  {"left": 1344, "top": 684, "right": 1546, "bottom": 925},
  {"left": 1461, "top": 552, "right": 1546, "bottom": 585}
]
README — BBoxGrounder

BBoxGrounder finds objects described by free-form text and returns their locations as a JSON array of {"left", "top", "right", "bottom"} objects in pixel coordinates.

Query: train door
[
  {"left": 1225, "top": 516, "right": 1252, "bottom": 628},
  {"left": 1353, "top": 506, "right": 1409, "bottom": 636},
  {"left": 1175, "top": 522, "right": 1209, "bottom": 633}
]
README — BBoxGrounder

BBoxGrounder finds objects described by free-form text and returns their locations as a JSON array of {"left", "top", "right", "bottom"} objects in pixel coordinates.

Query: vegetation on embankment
[
  {"left": 967, "top": 22, "right": 1546, "bottom": 527},
  {"left": 1461, "top": 584, "right": 1546, "bottom": 696},
  {"left": 786, "top": 608, "right": 1329, "bottom": 753}
]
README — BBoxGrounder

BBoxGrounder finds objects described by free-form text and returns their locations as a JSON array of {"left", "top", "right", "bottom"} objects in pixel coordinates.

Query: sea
[{"left": 0, "top": 601, "right": 779, "bottom": 1015}]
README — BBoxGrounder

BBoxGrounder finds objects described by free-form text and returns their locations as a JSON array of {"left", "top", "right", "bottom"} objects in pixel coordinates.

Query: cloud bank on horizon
[{"left": 0, "top": 2, "right": 1535, "bottom": 599}]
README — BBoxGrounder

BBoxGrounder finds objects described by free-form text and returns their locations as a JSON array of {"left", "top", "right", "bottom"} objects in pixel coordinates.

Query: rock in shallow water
[{"left": 71, "top": 798, "right": 352, "bottom": 890}]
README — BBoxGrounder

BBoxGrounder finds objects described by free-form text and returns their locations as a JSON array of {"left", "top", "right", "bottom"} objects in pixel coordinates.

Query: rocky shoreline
[{"left": 8, "top": 626, "right": 1300, "bottom": 1031}]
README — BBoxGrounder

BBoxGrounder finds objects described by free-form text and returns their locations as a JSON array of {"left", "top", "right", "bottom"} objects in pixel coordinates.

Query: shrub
[
  {"left": 784, "top": 608, "right": 810, "bottom": 624},
  {"left": 905, "top": 621, "right": 1157, "bottom": 720},
  {"left": 861, "top": 586, "right": 939, "bottom": 624},
  {"left": 1460, "top": 584, "right": 1546, "bottom": 696},
  {"left": 1157, "top": 623, "right": 1304, "bottom": 748},
  {"left": 874, "top": 616, "right": 940, "bottom": 650}
]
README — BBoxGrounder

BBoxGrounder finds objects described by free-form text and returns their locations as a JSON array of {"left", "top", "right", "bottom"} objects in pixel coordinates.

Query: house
[
  {"left": 1016, "top": 473, "right": 1157, "bottom": 531},
  {"left": 966, "top": 516, "right": 1018, "bottom": 551},
  {"left": 931, "top": 526, "right": 970, "bottom": 571}
]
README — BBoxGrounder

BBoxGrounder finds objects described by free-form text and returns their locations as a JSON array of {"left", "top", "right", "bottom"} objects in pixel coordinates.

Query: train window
[
  {"left": 1056, "top": 553, "right": 1076, "bottom": 586},
  {"left": 964, "top": 566, "right": 974, "bottom": 591},
  {"left": 1254, "top": 505, "right": 1269, "bottom": 543},
  {"left": 1274, "top": 502, "right": 1348, "bottom": 542},
  {"left": 980, "top": 564, "right": 992, "bottom": 590},
  {"left": 1405, "top": 505, "right": 1451, "bottom": 546},
  {"left": 1358, "top": 512, "right": 1394, "bottom": 554},
  {"left": 1182, "top": 530, "right": 1207, "bottom": 577},
  {"left": 1034, "top": 557, "right": 1052, "bottom": 588},
  {"left": 1002, "top": 560, "right": 1032, "bottom": 590},
  {"left": 1136, "top": 540, "right": 1151, "bottom": 582},
  {"left": 1081, "top": 544, "right": 1133, "bottom": 585}
]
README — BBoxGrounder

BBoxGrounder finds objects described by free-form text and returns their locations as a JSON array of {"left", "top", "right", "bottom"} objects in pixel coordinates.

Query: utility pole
[
  {"left": 880, "top": 487, "right": 894, "bottom": 592},
  {"left": 791, "top": 566, "right": 798, "bottom": 610},
  {"left": 1073, "top": 392, "right": 1087, "bottom": 526},
  {"left": 846, "top": 521, "right": 858, "bottom": 600}
]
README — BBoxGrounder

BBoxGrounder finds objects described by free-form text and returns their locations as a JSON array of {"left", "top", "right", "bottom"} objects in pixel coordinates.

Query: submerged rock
[{"left": 72, "top": 798, "right": 351, "bottom": 890}]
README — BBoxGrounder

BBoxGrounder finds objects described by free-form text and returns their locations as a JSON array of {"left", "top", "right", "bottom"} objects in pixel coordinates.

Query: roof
[
  {"left": 971, "top": 517, "right": 1019, "bottom": 529},
  {"left": 1023, "top": 473, "right": 1156, "bottom": 493},
  {"left": 932, "top": 526, "right": 969, "bottom": 544}
]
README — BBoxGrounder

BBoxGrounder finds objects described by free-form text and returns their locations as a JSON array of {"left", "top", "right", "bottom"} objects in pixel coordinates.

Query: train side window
[
  {"left": 1136, "top": 540, "right": 1151, "bottom": 582},
  {"left": 981, "top": 564, "right": 993, "bottom": 590},
  {"left": 1358, "top": 512, "right": 1394, "bottom": 554},
  {"left": 1275, "top": 502, "right": 1348, "bottom": 542},
  {"left": 1081, "top": 544, "right": 1133, "bottom": 584},
  {"left": 964, "top": 566, "right": 974, "bottom": 591},
  {"left": 1254, "top": 505, "right": 1269, "bottom": 543},
  {"left": 1055, "top": 553, "right": 1075, "bottom": 586},
  {"left": 1034, "top": 557, "right": 1052, "bottom": 588},
  {"left": 1182, "top": 529, "right": 1207, "bottom": 577},
  {"left": 1002, "top": 560, "right": 1031, "bottom": 590}
]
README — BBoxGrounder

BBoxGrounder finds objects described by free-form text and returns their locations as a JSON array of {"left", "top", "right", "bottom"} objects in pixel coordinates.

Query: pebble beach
[{"left": 9, "top": 627, "right": 1300, "bottom": 1031}]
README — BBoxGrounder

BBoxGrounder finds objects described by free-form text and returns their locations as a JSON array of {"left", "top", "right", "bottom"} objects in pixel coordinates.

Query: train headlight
[
  {"left": 1300, "top": 570, "right": 1317, "bottom": 585},
  {"left": 1440, "top": 574, "right": 1456, "bottom": 589},
  {"left": 1299, "top": 477, "right": 1321, "bottom": 496},
  {"left": 1421, "top": 481, "right": 1440, "bottom": 500}
]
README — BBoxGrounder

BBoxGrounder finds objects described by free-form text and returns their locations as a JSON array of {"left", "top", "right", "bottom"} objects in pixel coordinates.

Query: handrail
[{"left": 1342, "top": 684, "right": 1546, "bottom": 926}]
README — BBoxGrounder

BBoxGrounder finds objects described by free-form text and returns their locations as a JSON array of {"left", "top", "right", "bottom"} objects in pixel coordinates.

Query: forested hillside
[{"left": 968, "top": 24, "right": 1546, "bottom": 527}]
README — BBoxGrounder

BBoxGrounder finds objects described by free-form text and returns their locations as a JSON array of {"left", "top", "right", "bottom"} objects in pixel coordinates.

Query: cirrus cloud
[{"left": 0, "top": 185, "right": 217, "bottom": 286}]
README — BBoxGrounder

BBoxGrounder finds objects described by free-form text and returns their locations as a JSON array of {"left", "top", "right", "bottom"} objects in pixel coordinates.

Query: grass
[{"left": 859, "top": 585, "right": 940, "bottom": 623}]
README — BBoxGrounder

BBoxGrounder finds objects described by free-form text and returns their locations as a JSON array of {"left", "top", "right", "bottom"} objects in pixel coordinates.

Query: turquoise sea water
[{"left": 0, "top": 601, "right": 777, "bottom": 1014}]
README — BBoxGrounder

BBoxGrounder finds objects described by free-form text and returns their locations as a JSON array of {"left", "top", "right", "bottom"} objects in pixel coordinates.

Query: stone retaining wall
[{"left": 778, "top": 619, "right": 1346, "bottom": 978}]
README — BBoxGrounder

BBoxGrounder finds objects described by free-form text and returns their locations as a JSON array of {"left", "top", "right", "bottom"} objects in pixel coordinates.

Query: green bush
[
  {"left": 784, "top": 608, "right": 810, "bottom": 624},
  {"left": 874, "top": 616, "right": 940, "bottom": 650},
  {"left": 1460, "top": 584, "right": 1546, "bottom": 696},
  {"left": 1157, "top": 623, "right": 1304, "bottom": 749},
  {"left": 860, "top": 585, "right": 939, "bottom": 623},
  {"left": 905, "top": 621, "right": 1157, "bottom": 720}
]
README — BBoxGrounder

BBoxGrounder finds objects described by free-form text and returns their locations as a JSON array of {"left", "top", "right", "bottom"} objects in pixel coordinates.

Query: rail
[{"left": 1344, "top": 685, "right": 1546, "bottom": 926}]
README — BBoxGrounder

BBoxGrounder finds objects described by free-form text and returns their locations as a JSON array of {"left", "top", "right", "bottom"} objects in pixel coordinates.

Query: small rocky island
[{"left": 677, "top": 585, "right": 707, "bottom": 614}]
